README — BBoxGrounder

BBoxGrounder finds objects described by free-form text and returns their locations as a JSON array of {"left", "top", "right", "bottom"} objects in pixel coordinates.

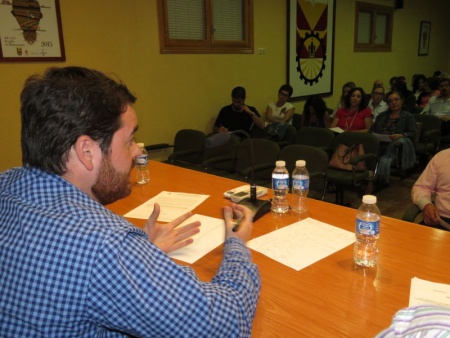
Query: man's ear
[{"left": 73, "top": 135, "right": 99, "bottom": 171}]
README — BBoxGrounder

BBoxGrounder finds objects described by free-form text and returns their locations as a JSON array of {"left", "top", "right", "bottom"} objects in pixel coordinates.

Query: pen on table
[{"left": 232, "top": 218, "right": 243, "bottom": 232}]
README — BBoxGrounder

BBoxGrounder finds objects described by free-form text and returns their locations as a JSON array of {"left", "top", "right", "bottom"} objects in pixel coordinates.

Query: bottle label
[
  {"left": 356, "top": 218, "right": 380, "bottom": 235},
  {"left": 135, "top": 154, "right": 148, "bottom": 165},
  {"left": 273, "top": 178, "right": 289, "bottom": 189},
  {"left": 292, "top": 178, "right": 309, "bottom": 190}
]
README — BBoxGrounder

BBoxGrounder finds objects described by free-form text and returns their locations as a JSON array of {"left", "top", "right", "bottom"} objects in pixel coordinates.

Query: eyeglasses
[{"left": 372, "top": 92, "right": 384, "bottom": 96}]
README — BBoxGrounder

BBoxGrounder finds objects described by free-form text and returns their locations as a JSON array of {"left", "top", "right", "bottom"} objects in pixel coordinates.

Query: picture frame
[
  {"left": 0, "top": 0, "right": 65, "bottom": 62},
  {"left": 287, "top": 0, "right": 335, "bottom": 100},
  {"left": 418, "top": 21, "right": 431, "bottom": 56}
]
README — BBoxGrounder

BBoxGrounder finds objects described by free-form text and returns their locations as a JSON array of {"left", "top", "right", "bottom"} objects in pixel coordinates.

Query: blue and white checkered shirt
[{"left": 0, "top": 167, "right": 261, "bottom": 337}]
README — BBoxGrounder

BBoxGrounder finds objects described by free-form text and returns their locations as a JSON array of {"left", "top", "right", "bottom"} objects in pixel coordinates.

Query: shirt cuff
[
  {"left": 223, "top": 237, "right": 252, "bottom": 260},
  {"left": 417, "top": 197, "right": 433, "bottom": 211}
]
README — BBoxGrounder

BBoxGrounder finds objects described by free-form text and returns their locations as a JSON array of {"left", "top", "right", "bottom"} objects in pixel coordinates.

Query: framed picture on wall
[
  {"left": 287, "top": 0, "right": 335, "bottom": 100},
  {"left": 418, "top": 21, "right": 430, "bottom": 56},
  {"left": 0, "top": 0, "right": 65, "bottom": 62}
]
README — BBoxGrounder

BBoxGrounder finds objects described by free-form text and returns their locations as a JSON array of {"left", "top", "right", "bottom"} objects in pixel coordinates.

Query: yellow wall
[{"left": 1, "top": 0, "right": 449, "bottom": 171}]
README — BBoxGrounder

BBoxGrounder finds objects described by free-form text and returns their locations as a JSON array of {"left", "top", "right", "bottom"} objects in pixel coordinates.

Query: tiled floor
[{"left": 321, "top": 170, "right": 421, "bottom": 221}]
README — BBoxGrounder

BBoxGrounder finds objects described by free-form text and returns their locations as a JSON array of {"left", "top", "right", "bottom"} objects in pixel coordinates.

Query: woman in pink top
[{"left": 330, "top": 87, "right": 373, "bottom": 132}]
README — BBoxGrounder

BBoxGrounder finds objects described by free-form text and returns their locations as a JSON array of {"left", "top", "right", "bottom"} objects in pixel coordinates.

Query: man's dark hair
[
  {"left": 278, "top": 84, "right": 293, "bottom": 97},
  {"left": 344, "top": 87, "right": 368, "bottom": 111},
  {"left": 231, "top": 86, "right": 246, "bottom": 100},
  {"left": 20, "top": 66, "right": 137, "bottom": 175}
]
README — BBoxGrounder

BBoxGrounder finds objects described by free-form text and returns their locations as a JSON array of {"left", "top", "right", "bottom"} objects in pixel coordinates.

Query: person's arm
[
  {"left": 403, "top": 113, "right": 418, "bottom": 140},
  {"left": 279, "top": 107, "right": 295, "bottom": 123},
  {"left": 421, "top": 101, "right": 431, "bottom": 114},
  {"left": 213, "top": 108, "right": 229, "bottom": 133},
  {"left": 352, "top": 115, "right": 373, "bottom": 133},
  {"left": 411, "top": 158, "right": 440, "bottom": 225},
  {"left": 354, "top": 110, "right": 374, "bottom": 133},
  {"left": 323, "top": 112, "right": 331, "bottom": 128},
  {"left": 88, "top": 205, "right": 260, "bottom": 337},
  {"left": 245, "top": 106, "right": 265, "bottom": 130},
  {"left": 265, "top": 105, "right": 275, "bottom": 123},
  {"left": 329, "top": 116, "right": 339, "bottom": 128}
]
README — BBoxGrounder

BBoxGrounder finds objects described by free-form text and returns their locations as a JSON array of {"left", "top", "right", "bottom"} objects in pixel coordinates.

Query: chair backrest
[
  {"left": 295, "top": 127, "right": 335, "bottom": 156},
  {"left": 274, "top": 125, "right": 297, "bottom": 149},
  {"left": 292, "top": 114, "right": 302, "bottom": 130},
  {"left": 235, "top": 138, "right": 280, "bottom": 180},
  {"left": 170, "top": 129, "right": 206, "bottom": 164},
  {"left": 279, "top": 144, "right": 329, "bottom": 197},
  {"left": 202, "top": 134, "right": 240, "bottom": 172},
  {"left": 414, "top": 114, "right": 442, "bottom": 140},
  {"left": 331, "top": 132, "right": 380, "bottom": 170},
  {"left": 173, "top": 129, "right": 205, "bottom": 151},
  {"left": 413, "top": 115, "right": 442, "bottom": 157},
  {"left": 279, "top": 144, "right": 329, "bottom": 175}
]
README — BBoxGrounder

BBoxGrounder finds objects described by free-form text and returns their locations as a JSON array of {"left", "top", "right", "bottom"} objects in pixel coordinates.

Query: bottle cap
[
  {"left": 137, "top": 142, "right": 144, "bottom": 148},
  {"left": 296, "top": 160, "right": 306, "bottom": 167},
  {"left": 276, "top": 160, "right": 286, "bottom": 167},
  {"left": 362, "top": 195, "right": 377, "bottom": 204}
]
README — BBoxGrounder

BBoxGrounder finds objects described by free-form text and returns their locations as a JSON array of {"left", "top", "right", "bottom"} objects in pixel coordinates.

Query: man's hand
[
  {"left": 223, "top": 204, "right": 254, "bottom": 243},
  {"left": 143, "top": 203, "right": 201, "bottom": 253},
  {"left": 241, "top": 105, "right": 253, "bottom": 115},
  {"left": 218, "top": 126, "right": 229, "bottom": 133},
  {"left": 422, "top": 203, "right": 440, "bottom": 225}
]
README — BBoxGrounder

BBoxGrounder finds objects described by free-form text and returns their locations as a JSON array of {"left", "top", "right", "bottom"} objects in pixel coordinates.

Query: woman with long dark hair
[
  {"left": 330, "top": 87, "right": 373, "bottom": 132},
  {"left": 301, "top": 95, "right": 330, "bottom": 128}
]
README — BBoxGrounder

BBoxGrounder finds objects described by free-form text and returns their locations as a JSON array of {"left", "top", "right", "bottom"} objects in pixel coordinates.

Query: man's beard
[{"left": 92, "top": 155, "right": 132, "bottom": 205}]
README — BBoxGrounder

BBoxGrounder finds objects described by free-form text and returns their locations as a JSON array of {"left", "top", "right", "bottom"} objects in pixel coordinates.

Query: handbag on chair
[{"left": 329, "top": 144, "right": 366, "bottom": 171}]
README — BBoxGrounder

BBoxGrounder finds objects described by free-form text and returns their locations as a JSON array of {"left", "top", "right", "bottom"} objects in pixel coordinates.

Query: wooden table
[{"left": 107, "top": 161, "right": 450, "bottom": 337}]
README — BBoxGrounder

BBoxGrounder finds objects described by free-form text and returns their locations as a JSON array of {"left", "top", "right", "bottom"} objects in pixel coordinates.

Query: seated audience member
[
  {"left": 397, "top": 75, "right": 407, "bottom": 86},
  {"left": 416, "top": 77, "right": 434, "bottom": 110},
  {"left": 411, "top": 147, "right": 450, "bottom": 230},
  {"left": 330, "top": 87, "right": 373, "bottom": 132},
  {"left": 265, "top": 84, "right": 295, "bottom": 139},
  {"left": 332, "top": 81, "right": 356, "bottom": 118},
  {"left": 301, "top": 95, "right": 331, "bottom": 128},
  {"left": 389, "top": 76, "right": 398, "bottom": 91},
  {"left": 392, "top": 78, "right": 416, "bottom": 113},
  {"left": 371, "top": 90, "right": 417, "bottom": 183},
  {"left": 373, "top": 79, "right": 384, "bottom": 88},
  {"left": 412, "top": 73, "right": 427, "bottom": 100},
  {"left": 368, "top": 85, "right": 388, "bottom": 120},
  {"left": 376, "top": 305, "right": 450, "bottom": 337},
  {"left": 422, "top": 77, "right": 450, "bottom": 136},
  {"left": 0, "top": 67, "right": 261, "bottom": 336},
  {"left": 213, "top": 86, "right": 265, "bottom": 134}
]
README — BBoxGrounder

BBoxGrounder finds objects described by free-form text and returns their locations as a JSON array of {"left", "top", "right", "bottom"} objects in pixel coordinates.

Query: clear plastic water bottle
[
  {"left": 354, "top": 195, "right": 380, "bottom": 267},
  {"left": 135, "top": 143, "right": 150, "bottom": 185},
  {"left": 271, "top": 160, "right": 289, "bottom": 213},
  {"left": 291, "top": 160, "right": 309, "bottom": 213}
]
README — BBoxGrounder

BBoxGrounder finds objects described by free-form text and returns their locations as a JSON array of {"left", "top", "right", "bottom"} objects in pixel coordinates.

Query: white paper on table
[
  {"left": 329, "top": 127, "right": 345, "bottom": 133},
  {"left": 168, "top": 214, "right": 225, "bottom": 264},
  {"left": 247, "top": 217, "right": 355, "bottom": 271},
  {"left": 409, "top": 277, "right": 450, "bottom": 308},
  {"left": 124, "top": 191, "right": 209, "bottom": 222}
]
